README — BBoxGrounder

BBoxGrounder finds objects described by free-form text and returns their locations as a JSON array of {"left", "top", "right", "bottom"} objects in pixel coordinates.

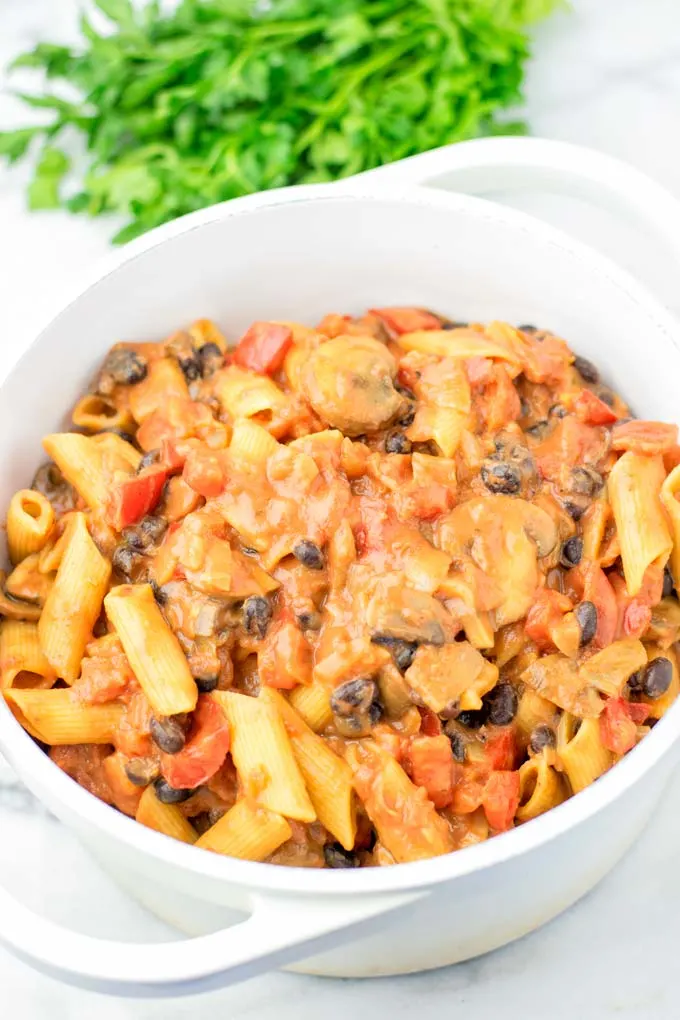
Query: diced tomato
[
  {"left": 316, "top": 313, "right": 352, "bottom": 338},
  {"left": 232, "top": 322, "right": 293, "bottom": 375},
  {"left": 612, "top": 420, "right": 678, "bottom": 456},
  {"left": 524, "top": 589, "right": 573, "bottom": 651},
  {"left": 573, "top": 389, "right": 618, "bottom": 426},
  {"left": 182, "top": 447, "right": 227, "bottom": 499},
  {"left": 452, "top": 764, "right": 490, "bottom": 814},
  {"left": 627, "top": 702, "right": 651, "bottom": 725},
  {"left": 160, "top": 695, "right": 230, "bottom": 790},
  {"left": 107, "top": 465, "right": 169, "bottom": 530},
  {"left": 534, "top": 417, "right": 606, "bottom": 481},
  {"left": 582, "top": 563, "right": 618, "bottom": 648},
  {"left": 623, "top": 602, "right": 652, "bottom": 639},
  {"left": 478, "top": 365, "right": 521, "bottom": 432},
  {"left": 610, "top": 565, "right": 663, "bottom": 641},
  {"left": 483, "top": 726, "right": 517, "bottom": 771},
  {"left": 160, "top": 438, "right": 195, "bottom": 472},
  {"left": 482, "top": 770, "right": 520, "bottom": 832},
  {"left": 370, "top": 307, "right": 441, "bottom": 336},
  {"left": 599, "top": 697, "right": 641, "bottom": 755},
  {"left": 258, "top": 619, "right": 312, "bottom": 690},
  {"left": 402, "top": 483, "right": 454, "bottom": 521},
  {"left": 418, "top": 706, "right": 442, "bottom": 737},
  {"left": 405, "top": 735, "right": 454, "bottom": 809}
]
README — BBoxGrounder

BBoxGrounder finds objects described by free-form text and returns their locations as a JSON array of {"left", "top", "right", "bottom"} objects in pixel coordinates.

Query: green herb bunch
[{"left": 0, "top": 0, "right": 559, "bottom": 244}]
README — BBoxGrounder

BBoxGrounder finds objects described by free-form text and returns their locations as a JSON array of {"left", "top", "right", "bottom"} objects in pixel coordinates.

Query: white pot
[{"left": 1, "top": 137, "right": 680, "bottom": 997}]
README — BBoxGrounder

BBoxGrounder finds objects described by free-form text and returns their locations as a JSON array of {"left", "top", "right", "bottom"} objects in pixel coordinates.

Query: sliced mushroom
[
  {"left": 364, "top": 573, "right": 456, "bottom": 646},
  {"left": 435, "top": 496, "right": 557, "bottom": 628},
  {"left": 302, "top": 335, "right": 403, "bottom": 436}
]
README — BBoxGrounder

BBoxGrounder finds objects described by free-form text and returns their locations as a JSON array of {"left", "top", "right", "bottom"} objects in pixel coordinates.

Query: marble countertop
[{"left": 3, "top": 0, "right": 680, "bottom": 1015}]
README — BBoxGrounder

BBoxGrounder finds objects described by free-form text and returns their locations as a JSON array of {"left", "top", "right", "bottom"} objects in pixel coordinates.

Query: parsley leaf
[{"left": 1, "top": 0, "right": 560, "bottom": 242}]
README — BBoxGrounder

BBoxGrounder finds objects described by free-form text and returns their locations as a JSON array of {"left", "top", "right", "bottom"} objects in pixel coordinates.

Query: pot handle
[
  {"left": 0, "top": 879, "right": 421, "bottom": 997},
  {"left": 346, "top": 136, "right": 680, "bottom": 269}
]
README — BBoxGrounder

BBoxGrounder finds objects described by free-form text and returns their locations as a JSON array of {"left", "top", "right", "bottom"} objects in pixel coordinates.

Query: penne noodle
[
  {"left": 38, "top": 513, "right": 112, "bottom": 682},
  {"left": 136, "top": 786, "right": 198, "bottom": 844},
  {"left": 5, "top": 553, "right": 53, "bottom": 606},
  {"left": 72, "top": 394, "right": 135, "bottom": 434},
  {"left": 6, "top": 489, "right": 54, "bottom": 564},
  {"left": 216, "top": 366, "right": 288, "bottom": 420},
  {"left": 43, "top": 433, "right": 109, "bottom": 510},
  {"left": 556, "top": 715, "right": 613, "bottom": 794},
  {"left": 660, "top": 464, "right": 680, "bottom": 597},
  {"left": 105, "top": 584, "right": 197, "bottom": 716},
  {"left": 289, "top": 680, "right": 333, "bottom": 732},
  {"left": 608, "top": 452, "right": 672, "bottom": 596},
  {"left": 128, "top": 357, "right": 189, "bottom": 423},
  {"left": 4, "top": 688, "right": 123, "bottom": 744},
  {"left": 516, "top": 752, "right": 566, "bottom": 822},
  {"left": 91, "top": 431, "right": 142, "bottom": 471},
  {"left": 195, "top": 798, "right": 291, "bottom": 859},
  {"left": 643, "top": 644, "right": 680, "bottom": 721},
  {"left": 0, "top": 620, "right": 56, "bottom": 689},
  {"left": 266, "top": 690, "right": 357, "bottom": 849},
  {"left": 396, "top": 328, "right": 520, "bottom": 367},
  {"left": 214, "top": 690, "right": 316, "bottom": 822},
  {"left": 229, "top": 419, "right": 280, "bottom": 465}
]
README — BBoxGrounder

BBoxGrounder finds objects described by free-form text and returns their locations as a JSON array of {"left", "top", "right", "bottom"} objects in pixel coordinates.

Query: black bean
[
  {"left": 371, "top": 635, "right": 418, "bottom": 673},
  {"left": 151, "top": 579, "right": 168, "bottom": 605},
  {"left": 663, "top": 564, "right": 675, "bottom": 598},
  {"left": 324, "top": 843, "right": 361, "bottom": 869},
  {"left": 153, "top": 778, "right": 194, "bottom": 804},
  {"left": 395, "top": 383, "right": 416, "bottom": 401},
  {"left": 481, "top": 460, "right": 522, "bottom": 495},
  {"left": 101, "top": 348, "right": 148, "bottom": 387},
  {"left": 384, "top": 430, "right": 412, "bottom": 455},
  {"left": 484, "top": 683, "right": 518, "bottom": 726},
  {"left": 112, "top": 543, "right": 144, "bottom": 579},
  {"left": 570, "top": 466, "right": 603, "bottom": 497},
  {"left": 139, "top": 515, "right": 167, "bottom": 546},
  {"left": 121, "top": 526, "right": 146, "bottom": 551},
  {"left": 560, "top": 536, "right": 583, "bottom": 568},
  {"left": 137, "top": 448, "right": 161, "bottom": 473},
  {"left": 598, "top": 388, "right": 615, "bottom": 408},
  {"left": 293, "top": 540, "right": 325, "bottom": 570},
  {"left": 331, "top": 678, "right": 380, "bottom": 735},
  {"left": 150, "top": 716, "right": 187, "bottom": 755},
  {"left": 457, "top": 708, "right": 487, "bottom": 729},
  {"left": 124, "top": 757, "right": 159, "bottom": 787},
  {"left": 549, "top": 403, "right": 568, "bottom": 419},
  {"left": 575, "top": 600, "right": 598, "bottom": 646},
  {"left": 529, "top": 724, "right": 556, "bottom": 754},
  {"left": 573, "top": 355, "right": 599, "bottom": 384},
  {"left": 562, "top": 500, "right": 585, "bottom": 521},
  {"left": 518, "top": 324, "right": 537, "bottom": 333},
  {"left": 448, "top": 730, "right": 467, "bottom": 763},
  {"left": 441, "top": 320, "right": 468, "bottom": 330},
  {"left": 397, "top": 403, "right": 416, "bottom": 427},
  {"left": 198, "top": 342, "right": 224, "bottom": 378},
  {"left": 32, "top": 461, "right": 76, "bottom": 509},
  {"left": 243, "top": 595, "right": 272, "bottom": 639},
  {"left": 241, "top": 546, "right": 258, "bottom": 557},
  {"left": 642, "top": 658, "right": 673, "bottom": 699},
  {"left": 194, "top": 674, "right": 219, "bottom": 693}
]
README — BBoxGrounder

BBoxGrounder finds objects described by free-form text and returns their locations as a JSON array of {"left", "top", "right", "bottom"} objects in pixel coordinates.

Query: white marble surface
[{"left": 2, "top": 0, "right": 680, "bottom": 1015}]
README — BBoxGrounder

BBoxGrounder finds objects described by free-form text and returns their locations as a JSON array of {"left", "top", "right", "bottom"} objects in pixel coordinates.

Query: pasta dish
[{"left": 2, "top": 307, "right": 679, "bottom": 867}]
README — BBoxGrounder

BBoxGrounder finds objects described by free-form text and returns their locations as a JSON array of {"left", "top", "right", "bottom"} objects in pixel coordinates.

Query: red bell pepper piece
[
  {"left": 484, "top": 727, "right": 517, "bottom": 771},
  {"left": 370, "top": 307, "right": 441, "bottom": 336},
  {"left": 418, "top": 706, "right": 442, "bottom": 737},
  {"left": 482, "top": 770, "right": 521, "bottom": 832},
  {"left": 599, "top": 697, "right": 643, "bottom": 755},
  {"left": 160, "top": 695, "right": 230, "bottom": 790},
  {"left": 405, "top": 735, "right": 454, "bottom": 809},
  {"left": 573, "top": 389, "right": 618, "bottom": 425},
  {"left": 182, "top": 447, "right": 227, "bottom": 499},
  {"left": 232, "top": 322, "right": 293, "bottom": 375},
  {"left": 107, "top": 465, "right": 169, "bottom": 530}
]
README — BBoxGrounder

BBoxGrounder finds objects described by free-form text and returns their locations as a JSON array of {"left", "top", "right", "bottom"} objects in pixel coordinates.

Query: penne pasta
[
  {"left": 214, "top": 690, "right": 316, "bottom": 822},
  {"left": 72, "top": 394, "right": 135, "bottom": 434},
  {"left": 195, "top": 798, "right": 291, "bottom": 859},
  {"left": 289, "top": 681, "right": 333, "bottom": 732},
  {"left": 396, "top": 328, "right": 520, "bottom": 366},
  {"left": 5, "top": 553, "right": 53, "bottom": 606},
  {"left": 128, "top": 357, "right": 189, "bottom": 423},
  {"left": 4, "top": 688, "right": 123, "bottom": 744},
  {"left": 266, "top": 689, "right": 357, "bottom": 849},
  {"left": 556, "top": 715, "right": 613, "bottom": 794},
  {"left": 43, "top": 433, "right": 109, "bottom": 510},
  {"left": 6, "top": 489, "right": 54, "bottom": 564},
  {"left": 608, "top": 452, "right": 672, "bottom": 596},
  {"left": 216, "top": 366, "right": 288, "bottom": 421},
  {"left": 516, "top": 752, "right": 566, "bottom": 822},
  {"left": 0, "top": 620, "right": 56, "bottom": 689},
  {"left": 229, "top": 419, "right": 279, "bottom": 465},
  {"left": 136, "top": 786, "right": 198, "bottom": 844},
  {"left": 38, "top": 513, "right": 112, "bottom": 682},
  {"left": 104, "top": 584, "right": 197, "bottom": 716},
  {"left": 90, "top": 431, "right": 142, "bottom": 471},
  {"left": 660, "top": 464, "right": 680, "bottom": 597}
]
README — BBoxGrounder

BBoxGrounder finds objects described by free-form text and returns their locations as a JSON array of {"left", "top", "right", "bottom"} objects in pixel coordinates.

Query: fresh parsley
[{"left": 0, "top": 0, "right": 559, "bottom": 244}]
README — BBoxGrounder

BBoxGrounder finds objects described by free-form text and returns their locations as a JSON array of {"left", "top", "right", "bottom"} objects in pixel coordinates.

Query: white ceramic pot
[{"left": 2, "top": 137, "right": 680, "bottom": 998}]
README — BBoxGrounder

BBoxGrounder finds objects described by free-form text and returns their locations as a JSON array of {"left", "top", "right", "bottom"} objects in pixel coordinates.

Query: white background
[{"left": 2, "top": 0, "right": 680, "bottom": 1016}]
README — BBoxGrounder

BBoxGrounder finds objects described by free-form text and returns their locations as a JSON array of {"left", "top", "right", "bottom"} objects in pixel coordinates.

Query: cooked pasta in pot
[{"left": 3, "top": 306, "right": 679, "bottom": 867}]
